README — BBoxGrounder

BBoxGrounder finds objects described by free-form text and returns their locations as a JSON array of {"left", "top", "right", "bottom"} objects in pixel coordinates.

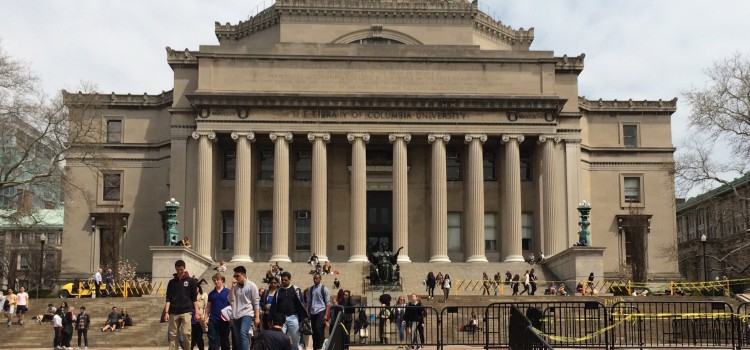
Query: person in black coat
[{"left": 403, "top": 294, "right": 425, "bottom": 348}]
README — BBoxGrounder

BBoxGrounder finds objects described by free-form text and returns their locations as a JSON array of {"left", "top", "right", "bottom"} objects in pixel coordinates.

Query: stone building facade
[{"left": 62, "top": 0, "right": 680, "bottom": 280}]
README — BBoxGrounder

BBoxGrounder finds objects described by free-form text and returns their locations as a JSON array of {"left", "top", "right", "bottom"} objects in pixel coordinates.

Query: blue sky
[{"left": 3, "top": 0, "right": 750, "bottom": 149}]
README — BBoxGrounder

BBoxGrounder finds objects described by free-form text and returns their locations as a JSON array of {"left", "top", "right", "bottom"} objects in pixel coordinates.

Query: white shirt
[
  {"left": 95, "top": 271, "right": 102, "bottom": 283},
  {"left": 17, "top": 292, "right": 28, "bottom": 306},
  {"left": 53, "top": 314, "right": 62, "bottom": 328}
]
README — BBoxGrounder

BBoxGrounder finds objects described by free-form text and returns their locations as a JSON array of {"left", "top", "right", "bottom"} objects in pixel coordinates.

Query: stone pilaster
[
  {"left": 501, "top": 134, "right": 525, "bottom": 262},
  {"left": 565, "top": 139, "right": 582, "bottom": 248},
  {"left": 191, "top": 131, "right": 216, "bottom": 259},
  {"left": 428, "top": 134, "right": 451, "bottom": 263},
  {"left": 465, "top": 134, "right": 488, "bottom": 263},
  {"left": 347, "top": 133, "right": 370, "bottom": 262},
  {"left": 308, "top": 132, "right": 331, "bottom": 262},
  {"left": 539, "top": 135, "right": 561, "bottom": 256},
  {"left": 270, "top": 132, "right": 293, "bottom": 262},
  {"left": 389, "top": 133, "right": 411, "bottom": 263},
  {"left": 230, "top": 132, "right": 255, "bottom": 262}
]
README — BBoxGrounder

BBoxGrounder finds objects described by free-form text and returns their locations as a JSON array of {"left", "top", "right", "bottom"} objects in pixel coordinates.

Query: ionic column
[
  {"left": 501, "top": 134, "right": 525, "bottom": 262},
  {"left": 389, "top": 133, "right": 411, "bottom": 263},
  {"left": 270, "top": 132, "right": 293, "bottom": 262},
  {"left": 191, "top": 131, "right": 216, "bottom": 259},
  {"left": 348, "top": 133, "right": 370, "bottom": 262},
  {"left": 428, "top": 134, "right": 451, "bottom": 263},
  {"left": 308, "top": 133, "right": 331, "bottom": 262},
  {"left": 465, "top": 134, "right": 488, "bottom": 263},
  {"left": 231, "top": 132, "right": 255, "bottom": 262},
  {"left": 539, "top": 135, "right": 561, "bottom": 256}
]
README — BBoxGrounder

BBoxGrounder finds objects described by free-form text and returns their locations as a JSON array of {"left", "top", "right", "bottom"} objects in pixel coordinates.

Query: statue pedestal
[
  {"left": 150, "top": 246, "right": 213, "bottom": 294},
  {"left": 544, "top": 246, "right": 605, "bottom": 292}
]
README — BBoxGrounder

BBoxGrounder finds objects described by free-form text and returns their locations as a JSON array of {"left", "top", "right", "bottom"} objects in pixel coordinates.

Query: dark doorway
[
  {"left": 367, "top": 191, "right": 392, "bottom": 252},
  {"left": 99, "top": 228, "right": 120, "bottom": 271}
]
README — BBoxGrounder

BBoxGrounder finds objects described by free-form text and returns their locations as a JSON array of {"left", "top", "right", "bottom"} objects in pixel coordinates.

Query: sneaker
[
  {"left": 19, "top": 320, "right": 23, "bottom": 326},
  {"left": 101, "top": 327, "right": 105, "bottom": 332}
]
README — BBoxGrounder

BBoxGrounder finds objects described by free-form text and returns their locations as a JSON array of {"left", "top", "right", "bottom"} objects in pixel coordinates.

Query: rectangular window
[
  {"left": 259, "top": 150, "right": 274, "bottom": 180},
  {"left": 42, "top": 233, "right": 57, "bottom": 245},
  {"left": 483, "top": 151, "right": 496, "bottom": 181},
  {"left": 258, "top": 211, "right": 273, "bottom": 252},
  {"left": 44, "top": 251, "right": 57, "bottom": 269},
  {"left": 221, "top": 211, "right": 234, "bottom": 250},
  {"left": 103, "top": 173, "right": 122, "bottom": 201},
  {"left": 223, "top": 150, "right": 236, "bottom": 180},
  {"left": 19, "top": 253, "right": 30, "bottom": 270},
  {"left": 522, "top": 213, "right": 533, "bottom": 251},
  {"left": 295, "top": 211, "right": 311, "bottom": 251},
  {"left": 623, "top": 125, "right": 638, "bottom": 148},
  {"left": 447, "top": 151, "right": 461, "bottom": 181},
  {"left": 21, "top": 233, "right": 32, "bottom": 244},
  {"left": 484, "top": 213, "right": 497, "bottom": 251},
  {"left": 624, "top": 177, "right": 641, "bottom": 203},
  {"left": 106, "top": 120, "right": 122, "bottom": 143},
  {"left": 294, "top": 150, "right": 312, "bottom": 181},
  {"left": 520, "top": 151, "right": 532, "bottom": 181},
  {"left": 447, "top": 212, "right": 462, "bottom": 252}
]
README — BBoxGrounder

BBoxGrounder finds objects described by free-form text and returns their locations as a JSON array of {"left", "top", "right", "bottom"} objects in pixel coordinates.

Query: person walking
[
  {"left": 393, "top": 296, "right": 407, "bottom": 347},
  {"left": 191, "top": 285, "right": 207, "bottom": 350},
  {"left": 271, "top": 271, "right": 309, "bottom": 350},
  {"left": 520, "top": 270, "right": 531, "bottom": 295},
  {"left": 4, "top": 288, "right": 16, "bottom": 326},
  {"left": 164, "top": 259, "right": 200, "bottom": 350},
  {"left": 330, "top": 289, "right": 354, "bottom": 349},
  {"left": 260, "top": 276, "right": 280, "bottom": 330},
  {"left": 481, "top": 272, "right": 490, "bottom": 295},
  {"left": 529, "top": 269, "right": 538, "bottom": 296},
  {"left": 105, "top": 269, "right": 115, "bottom": 297},
  {"left": 206, "top": 273, "right": 231, "bottom": 350},
  {"left": 403, "top": 294, "right": 424, "bottom": 350},
  {"left": 76, "top": 306, "right": 90, "bottom": 350},
  {"left": 230, "top": 265, "right": 261, "bottom": 350},
  {"left": 15, "top": 286, "right": 29, "bottom": 326},
  {"left": 511, "top": 274, "right": 520, "bottom": 296},
  {"left": 306, "top": 273, "right": 331, "bottom": 350},
  {"left": 94, "top": 268, "right": 103, "bottom": 298},
  {"left": 441, "top": 274, "right": 452, "bottom": 302},
  {"left": 425, "top": 272, "right": 436, "bottom": 300},
  {"left": 60, "top": 302, "right": 75, "bottom": 349},
  {"left": 257, "top": 313, "right": 292, "bottom": 350}
]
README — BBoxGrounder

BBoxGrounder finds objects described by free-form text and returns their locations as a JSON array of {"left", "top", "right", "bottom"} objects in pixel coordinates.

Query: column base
[
  {"left": 318, "top": 255, "right": 329, "bottom": 262},
  {"left": 504, "top": 255, "right": 525, "bottom": 262},
  {"left": 230, "top": 255, "right": 253, "bottom": 263},
  {"left": 429, "top": 255, "right": 451, "bottom": 263},
  {"left": 397, "top": 255, "right": 412, "bottom": 263},
  {"left": 348, "top": 255, "right": 368, "bottom": 263},
  {"left": 270, "top": 255, "right": 292, "bottom": 263},
  {"left": 466, "top": 255, "right": 488, "bottom": 263}
]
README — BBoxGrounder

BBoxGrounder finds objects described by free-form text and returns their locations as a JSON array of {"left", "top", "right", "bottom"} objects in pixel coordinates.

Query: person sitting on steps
[
  {"left": 101, "top": 306, "right": 119, "bottom": 332},
  {"left": 464, "top": 312, "right": 479, "bottom": 332}
]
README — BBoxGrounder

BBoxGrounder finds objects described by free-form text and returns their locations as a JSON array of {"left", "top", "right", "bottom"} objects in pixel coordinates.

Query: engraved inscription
[{"left": 289, "top": 110, "right": 468, "bottom": 120}]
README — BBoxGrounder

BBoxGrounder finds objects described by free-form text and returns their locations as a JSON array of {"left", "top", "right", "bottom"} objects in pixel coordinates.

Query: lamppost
[
  {"left": 165, "top": 198, "right": 180, "bottom": 246},
  {"left": 37, "top": 233, "right": 47, "bottom": 299},
  {"left": 700, "top": 233, "right": 707, "bottom": 282}
]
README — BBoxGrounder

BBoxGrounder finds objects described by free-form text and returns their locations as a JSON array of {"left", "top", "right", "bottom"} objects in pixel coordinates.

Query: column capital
[
  {"left": 464, "top": 133, "right": 488, "bottom": 144},
  {"left": 501, "top": 134, "right": 525, "bottom": 143},
  {"left": 270, "top": 132, "right": 294, "bottom": 143},
  {"left": 427, "top": 133, "right": 451, "bottom": 143},
  {"left": 307, "top": 132, "right": 331, "bottom": 143},
  {"left": 231, "top": 131, "right": 256, "bottom": 142},
  {"left": 388, "top": 133, "right": 412, "bottom": 143},
  {"left": 347, "top": 133, "right": 370, "bottom": 143},
  {"left": 537, "top": 135, "right": 561, "bottom": 144},
  {"left": 191, "top": 131, "right": 216, "bottom": 140}
]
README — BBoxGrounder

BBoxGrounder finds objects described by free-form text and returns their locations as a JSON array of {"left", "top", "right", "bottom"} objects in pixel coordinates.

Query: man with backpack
[
  {"left": 306, "top": 273, "right": 331, "bottom": 350},
  {"left": 271, "top": 271, "right": 309, "bottom": 350}
]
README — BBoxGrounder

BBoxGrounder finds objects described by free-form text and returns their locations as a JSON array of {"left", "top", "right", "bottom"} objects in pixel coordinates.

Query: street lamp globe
[{"left": 700, "top": 234, "right": 707, "bottom": 242}]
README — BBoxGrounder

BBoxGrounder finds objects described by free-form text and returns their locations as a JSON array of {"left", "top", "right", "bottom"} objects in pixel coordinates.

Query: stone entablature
[
  {"left": 555, "top": 54, "right": 585, "bottom": 72},
  {"left": 578, "top": 96, "right": 678, "bottom": 113},
  {"left": 62, "top": 90, "right": 173, "bottom": 108}
]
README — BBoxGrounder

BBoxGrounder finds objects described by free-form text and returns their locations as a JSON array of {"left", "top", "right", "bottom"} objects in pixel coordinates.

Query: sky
[{"left": 2, "top": 0, "right": 749, "bottom": 153}]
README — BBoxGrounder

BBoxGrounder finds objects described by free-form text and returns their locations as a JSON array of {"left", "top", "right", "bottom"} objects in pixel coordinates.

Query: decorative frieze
[{"left": 578, "top": 96, "right": 678, "bottom": 112}]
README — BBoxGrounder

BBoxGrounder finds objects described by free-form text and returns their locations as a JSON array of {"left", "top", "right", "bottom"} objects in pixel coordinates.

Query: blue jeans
[
  {"left": 232, "top": 316, "right": 252, "bottom": 350},
  {"left": 282, "top": 314, "right": 300, "bottom": 349},
  {"left": 207, "top": 319, "right": 231, "bottom": 350}
]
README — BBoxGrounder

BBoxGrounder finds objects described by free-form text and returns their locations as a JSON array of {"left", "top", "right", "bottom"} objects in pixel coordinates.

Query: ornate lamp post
[
  {"left": 37, "top": 233, "right": 47, "bottom": 299},
  {"left": 700, "top": 233, "right": 708, "bottom": 282},
  {"left": 576, "top": 200, "right": 592, "bottom": 246},
  {"left": 165, "top": 198, "right": 180, "bottom": 246}
]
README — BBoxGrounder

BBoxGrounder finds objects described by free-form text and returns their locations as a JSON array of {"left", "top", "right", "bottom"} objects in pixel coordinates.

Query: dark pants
[
  {"left": 78, "top": 328, "right": 88, "bottom": 347},
  {"left": 207, "top": 319, "right": 231, "bottom": 350},
  {"left": 311, "top": 312, "right": 327, "bottom": 349},
  {"left": 94, "top": 281, "right": 102, "bottom": 297},
  {"left": 53, "top": 327, "right": 60, "bottom": 348},
  {"left": 530, "top": 283, "right": 537, "bottom": 295},
  {"left": 191, "top": 323, "right": 204, "bottom": 350},
  {"left": 378, "top": 319, "right": 388, "bottom": 344},
  {"left": 61, "top": 329, "right": 72, "bottom": 347}
]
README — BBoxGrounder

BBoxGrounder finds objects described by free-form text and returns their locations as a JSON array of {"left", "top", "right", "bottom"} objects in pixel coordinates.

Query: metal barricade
[
  {"left": 440, "top": 305, "right": 487, "bottom": 347},
  {"left": 509, "top": 305, "right": 555, "bottom": 350},
  {"left": 609, "top": 300, "right": 737, "bottom": 349},
  {"left": 734, "top": 302, "right": 750, "bottom": 349},
  {"left": 344, "top": 305, "right": 441, "bottom": 348},
  {"left": 324, "top": 305, "right": 346, "bottom": 350}
]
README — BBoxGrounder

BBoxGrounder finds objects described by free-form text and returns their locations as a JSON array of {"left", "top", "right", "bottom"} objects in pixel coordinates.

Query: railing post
[{"left": 123, "top": 281, "right": 129, "bottom": 298}]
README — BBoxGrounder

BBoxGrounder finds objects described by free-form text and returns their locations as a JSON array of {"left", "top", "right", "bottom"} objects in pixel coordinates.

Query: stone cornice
[
  {"left": 579, "top": 96, "right": 678, "bottom": 114},
  {"left": 474, "top": 12, "right": 533, "bottom": 50},
  {"left": 580, "top": 145, "right": 677, "bottom": 153},
  {"left": 63, "top": 90, "right": 173, "bottom": 109},
  {"left": 555, "top": 54, "right": 585, "bottom": 73},
  {"left": 166, "top": 47, "right": 198, "bottom": 69}
]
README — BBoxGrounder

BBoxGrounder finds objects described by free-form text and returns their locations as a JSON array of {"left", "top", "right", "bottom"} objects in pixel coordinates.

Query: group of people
[
  {"left": 423, "top": 272, "right": 452, "bottom": 302},
  {"left": 92, "top": 268, "right": 116, "bottom": 298},
  {"left": 525, "top": 251, "right": 546, "bottom": 265},
  {"left": 49, "top": 301, "right": 132, "bottom": 349},
  {"left": 307, "top": 254, "right": 333, "bottom": 276},
  {"left": 1, "top": 287, "right": 29, "bottom": 326}
]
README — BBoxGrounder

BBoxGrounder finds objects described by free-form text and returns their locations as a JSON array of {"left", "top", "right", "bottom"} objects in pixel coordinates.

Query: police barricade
[
  {"left": 509, "top": 305, "right": 554, "bottom": 350},
  {"left": 485, "top": 301, "right": 609, "bottom": 349},
  {"left": 342, "top": 305, "right": 441, "bottom": 348},
  {"left": 738, "top": 302, "right": 750, "bottom": 349},
  {"left": 609, "top": 300, "right": 737, "bottom": 349},
  {"left": 440, "top": 305, "right": 487, "bottom": 347}
]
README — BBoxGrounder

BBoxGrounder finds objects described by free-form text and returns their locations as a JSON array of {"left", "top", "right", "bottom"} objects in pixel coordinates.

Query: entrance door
[{"left": 367, "top": 191, "right": 392, "bottom": 252}]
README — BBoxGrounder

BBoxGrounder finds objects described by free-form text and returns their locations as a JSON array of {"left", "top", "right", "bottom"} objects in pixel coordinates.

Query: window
[
  {"left": 483, "top": 151, "right": 496, "bottom": 181},
  {"left": 0, "top": 186, "right": 15, "bottom": 209},
  {"left": 522, "top": 213, "right": 533, "bottom": 251},
  {"left": 294, "top": 150, "right": 312, "bottom": 181},
  {"left": 624, "top": 177, "right": 641, "bottom": 203},
  {"left": 258, "top": 211, "right": 273, "bottom": 252},
  {"left": 106, "top": 120, "right": 122, "bottom": 143},
  {"left": 447, "top": 151, "right": 461, "bottom": 181},
  {"left": 19, "top": 253, "right": 30, "bottom": 270},
  {"left": 259, "top": 150, "right": 274, "bottom": 180},
  {"left": 447, "top": 212, "right": 462, "bottom": 252},
  {"left": 103, "top": 173, "right": 122, "bottom": 201},
  {"left": 44, "top": 251, "right": 57, "bottom": 269},
  {"left": 295, "top": 211, "right": 311, "bottom": 251},
  {"left": 520, "top": 151, "right": 532, "bottom": 181},
  {"left": 221, "top": 211, "right": 234, "bottom": 250},
  {"left": 485, "top": 213, "right": 497, "bottom": 251},
  {"left": 623, "top": 125, "right": 638, "bottom": 148},
  {"left": 223, "top": 150, "right": 236, "bottom": 180},
  {"left": 21, "top": 233, "right": 32, "bottom": 244}
]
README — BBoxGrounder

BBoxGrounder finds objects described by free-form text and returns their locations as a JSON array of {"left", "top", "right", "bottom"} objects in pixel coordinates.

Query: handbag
[
  {"left": 358, "top": 327, "right": 370, "bottom": 338},
  {"left": 299, "top": 319, "right": 313, "bottom": 335}
]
